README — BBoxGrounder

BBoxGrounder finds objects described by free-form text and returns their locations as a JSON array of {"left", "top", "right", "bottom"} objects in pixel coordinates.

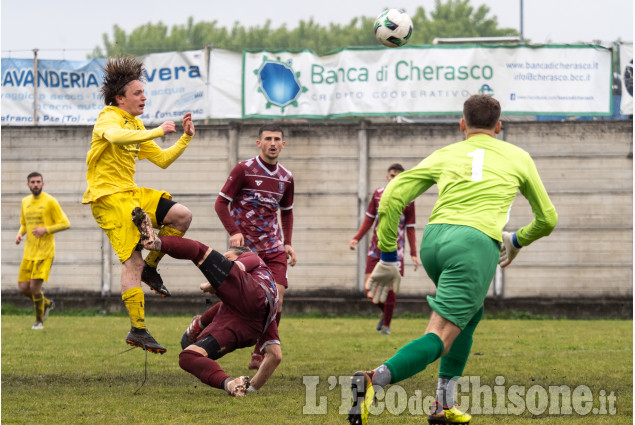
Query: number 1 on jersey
[{"left": 468, "top": 149, "right": 485, "bottom": 181}]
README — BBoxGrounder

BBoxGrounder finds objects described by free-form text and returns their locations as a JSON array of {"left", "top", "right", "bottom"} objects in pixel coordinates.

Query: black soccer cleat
[
  {"left": 125, "top": 327, "right": 166, "bottom": 354},
  {"left": 348, "top": 370, "right": 375, "bottom": 425},
  {"left": 141, "top": 262, "right": 171, "bottom": 297},
  {"left": 43, "top": 299, "right": 55, "bottom": 322}
]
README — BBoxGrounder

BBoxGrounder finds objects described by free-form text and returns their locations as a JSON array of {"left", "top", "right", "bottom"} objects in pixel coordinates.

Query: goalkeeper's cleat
[
  {"left": 131, "top": 207, "right": 161, "bottom": 251},
  {"left": 141, "top": 262, "right": 171, "bottom": 297},
  {"left": 347, "top": 370, "right": 376, "bottom": 425},
  {"left": 248, "top": 353, "right": 263, "bottom": 370},
  {"left": 31, "top": 321, "right": 44, "bottom": 330},
  {"left": 125, "top": 327, "right": 166, "bottom": 354},
  {"left": 180, "top": 315, "right": 203, "bottom": 349},
  {"left": 42, "top": 299, "right": 55, "bottom": 322},
  {"left": 224, "top": 376, "right": 250, "bottom": 397},
  {"left": 379, "top": 325, "right": 391, "bottom": 335},
  {"left": 428, "top": 401, "right": 471, "bottom": 424}
]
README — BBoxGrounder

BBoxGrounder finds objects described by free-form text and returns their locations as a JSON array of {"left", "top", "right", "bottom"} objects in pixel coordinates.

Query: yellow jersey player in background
[
  {"left": 83, "top": 56, "right": 195, "bottom": 354},
  {"left": 348, "top": 94, "right": 558, "bottom": 425},
  {"left": 15, "top": 172, "right": 70, "bottom": 330}
]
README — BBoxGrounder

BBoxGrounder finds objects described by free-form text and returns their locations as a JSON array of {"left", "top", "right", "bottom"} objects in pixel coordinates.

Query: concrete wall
[{"left": 2, "top": 120, "right": 632, "bottom": 299}]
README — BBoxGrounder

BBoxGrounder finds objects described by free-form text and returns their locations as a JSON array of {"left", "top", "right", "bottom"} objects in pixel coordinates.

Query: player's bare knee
[
  {"left": 124, "top": 252, "right": 145, "bottom": 273},
  {"left": 17, "top": 282, "right": 30, "bottom": 295},
  {"left": 270, "top": 351, "right": 282, "bottom": 366},
  {"left": 163, "top": 204, "right": 192, "bottom": 232}
]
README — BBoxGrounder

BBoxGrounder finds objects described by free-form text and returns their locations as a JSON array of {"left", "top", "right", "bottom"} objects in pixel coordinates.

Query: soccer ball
[{"left": 374, "top": 9, "right": 413, "bottom": 48}]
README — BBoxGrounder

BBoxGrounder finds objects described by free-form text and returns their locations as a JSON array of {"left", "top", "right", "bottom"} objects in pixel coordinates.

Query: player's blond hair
[{"left": 100, "top": 56, "right": 145, "bottom": 106}]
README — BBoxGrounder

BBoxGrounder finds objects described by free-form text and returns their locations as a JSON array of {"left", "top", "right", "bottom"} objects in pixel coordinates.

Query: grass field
[{"left": 1, "top": 311, "right": 632, "bottom": 424}]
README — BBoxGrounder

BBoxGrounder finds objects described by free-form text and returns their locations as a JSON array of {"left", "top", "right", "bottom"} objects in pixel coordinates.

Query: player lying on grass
[{"left": 132, "top": 207, "right": 281, "bottom": 396}]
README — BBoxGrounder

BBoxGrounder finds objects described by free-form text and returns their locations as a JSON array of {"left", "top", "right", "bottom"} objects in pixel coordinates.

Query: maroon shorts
[
  {"left": 259, "top": 249, "right": 288, "bottom": 288},
  {"left": 197, "top": 265, "right": 276, "bottom": 354}
]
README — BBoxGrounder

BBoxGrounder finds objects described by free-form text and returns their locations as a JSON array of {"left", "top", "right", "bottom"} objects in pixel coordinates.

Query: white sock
[{"left": 372, "top": 364, "right": 392, "bottom": 388}]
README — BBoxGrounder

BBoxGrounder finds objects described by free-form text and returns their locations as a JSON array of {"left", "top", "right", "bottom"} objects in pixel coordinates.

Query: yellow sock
[
  {"left": 144, "top": 226, "right": 185, "bottom": 268},
  {"left": 33, "top": 292, "right": 45, "bottom": 322},
  {"left": 122, "top": 287, "right": 146, "bottom": 329}
]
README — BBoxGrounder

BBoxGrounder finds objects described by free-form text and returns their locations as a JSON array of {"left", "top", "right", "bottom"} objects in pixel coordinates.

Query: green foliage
[
  {"left": 2, "top": 315, "right": 632, "bottom": 424},
  {"left": 89, "top": 0, "right": 518, "bottom": 58}
]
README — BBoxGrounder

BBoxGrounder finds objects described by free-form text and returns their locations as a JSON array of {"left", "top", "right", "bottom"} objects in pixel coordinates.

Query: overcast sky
[{"left": 2, "top": 0, "right": 632, "bottom": 60}]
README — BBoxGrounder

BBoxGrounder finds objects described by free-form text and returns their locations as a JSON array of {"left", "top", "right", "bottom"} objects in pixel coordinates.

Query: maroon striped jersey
[
  {"left": 235, "top": 251, "right": 279, "bottom": 328},
  {"left": 219, "top": 156, "right": 294, "bottom": 253},
  {"left": 367, "top": 187, "right": 416, "bottom": 271}
]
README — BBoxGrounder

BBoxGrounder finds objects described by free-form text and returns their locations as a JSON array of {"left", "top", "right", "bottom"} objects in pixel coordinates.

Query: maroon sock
[
  {"left": 160, "top": 236, "right": 209, "bottom": 264},
  {"left": 382, "top": 290, "right": 396, "bottom": 327},
  {"left": 179, "top": 349, "right": 229, "bottom": 389},
  {"left": 200, "top": 302, "right": 221, "bottom": 327}
]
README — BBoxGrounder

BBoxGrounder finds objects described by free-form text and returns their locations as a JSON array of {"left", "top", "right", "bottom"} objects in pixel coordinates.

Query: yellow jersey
[
  {"left": 83, "top": 106, "right": 192, "bottom": 203},
  {"left": 19, "top": 192, "right": 70, "bottom": 260}
]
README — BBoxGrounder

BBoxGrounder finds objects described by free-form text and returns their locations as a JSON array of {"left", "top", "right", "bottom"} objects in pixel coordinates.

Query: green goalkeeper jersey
[{"left": 377, "top": 134, "right": 557, "bottom": 253}]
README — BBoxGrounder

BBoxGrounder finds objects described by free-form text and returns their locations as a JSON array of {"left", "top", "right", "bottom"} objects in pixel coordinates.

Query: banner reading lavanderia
[
  {"left": 1, "top": 50, "right": 207, "bottom": 126},
  {"left": 242, "top": 45, "right": 612, "bottom": 119}
]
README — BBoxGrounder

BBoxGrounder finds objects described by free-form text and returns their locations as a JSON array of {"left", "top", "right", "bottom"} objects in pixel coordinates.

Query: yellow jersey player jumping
[
  {"left": 15, "top": 172, "right": 70, "bottom": 330},
  {"left": 83, "top": 56, "right": 195, "bottom": 353}
]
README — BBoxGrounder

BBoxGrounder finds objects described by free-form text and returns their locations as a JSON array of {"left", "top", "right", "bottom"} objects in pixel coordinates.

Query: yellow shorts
[
  {"left": 18, "top": 257, "right": 54, "bottom": 282},
  {"left": 90, "top": 187, "right": 171, "bottom": 263}
]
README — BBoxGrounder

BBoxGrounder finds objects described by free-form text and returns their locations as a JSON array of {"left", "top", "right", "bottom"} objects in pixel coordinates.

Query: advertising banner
[
  {"left": 1, "top": 57, "right": 106, "bottom": 125},
  {"left": 618, "top": 43, "right": 633, "bottom": 115},
  {"left": 1, "top": 45, "right": 616, "bottom": 124},
  {"left": 138, "top": 50, "right": 208, "bottom": 124},
  {"left": 1, "top": 50, "right": 207, "bottom": 126},
  {"left": 242, "top": 45, "right": 613, "bottom": 119},
  {"left": 208, "top": 48, "right": 242, "bottom": 119}
]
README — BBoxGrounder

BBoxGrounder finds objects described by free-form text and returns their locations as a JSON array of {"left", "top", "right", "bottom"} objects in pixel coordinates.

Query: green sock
[
  {"left": 438, "top": 306, "right": 482, "bottom": 380},
  {"left": 384, "top": 332, "right": 444, "bottom": 384}
]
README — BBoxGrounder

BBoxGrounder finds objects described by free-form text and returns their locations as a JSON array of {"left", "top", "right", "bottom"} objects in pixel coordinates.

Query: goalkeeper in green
[{"left": 348, "top": 94, "right": 558, "bottom": 425}]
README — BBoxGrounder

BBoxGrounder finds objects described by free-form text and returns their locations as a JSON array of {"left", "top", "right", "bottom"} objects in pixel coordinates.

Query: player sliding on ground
[
  {"left": 132, "top": 207, "right": 282, "bottom": 396},
  {"left": 348, "top": 95, "right": 558, "bottom": 425}
]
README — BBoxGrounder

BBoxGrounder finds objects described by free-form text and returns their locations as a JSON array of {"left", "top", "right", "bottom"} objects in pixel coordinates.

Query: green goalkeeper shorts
[{"left": 420, "top": 224, "right": 500, "bottom": 330}]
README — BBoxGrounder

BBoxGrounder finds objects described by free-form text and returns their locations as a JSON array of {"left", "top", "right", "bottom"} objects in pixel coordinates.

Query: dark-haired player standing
[
  {"left": 349, "top": 163, "right": 418, "bottom": 335},
  {"left": 215, "top": 123, "right": 296, "bottom": 370},
  {"left": 16, "top": 172, "right": 70, "bottom": 330}
]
